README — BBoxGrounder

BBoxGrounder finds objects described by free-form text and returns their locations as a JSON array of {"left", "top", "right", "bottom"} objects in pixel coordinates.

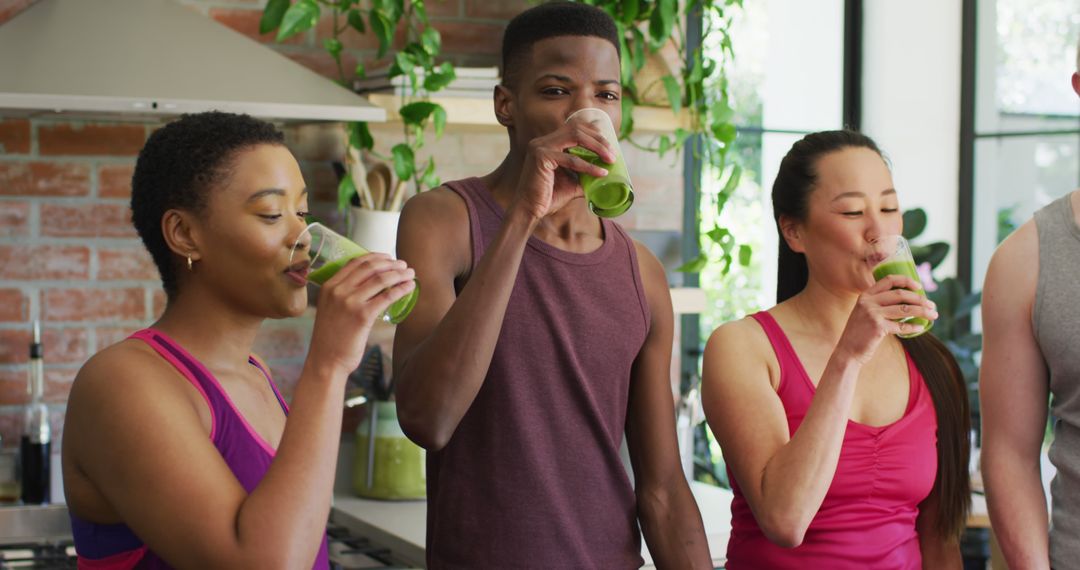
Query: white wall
[{"left": 861, "top": 0, "right": 963, "bottom": 276}]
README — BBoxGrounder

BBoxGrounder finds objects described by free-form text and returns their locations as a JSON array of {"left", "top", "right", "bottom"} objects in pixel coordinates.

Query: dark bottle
[{"left": 20, "top": 320, "right": 50, "bottom": 504}]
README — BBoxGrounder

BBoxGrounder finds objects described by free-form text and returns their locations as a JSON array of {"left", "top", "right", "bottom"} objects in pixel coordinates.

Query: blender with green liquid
[
  {"left": 292, "top": 222, "right": 419, "bottom": 324},
  {"left": 565, "top": 107, "right": 634, "bottom": 218}
]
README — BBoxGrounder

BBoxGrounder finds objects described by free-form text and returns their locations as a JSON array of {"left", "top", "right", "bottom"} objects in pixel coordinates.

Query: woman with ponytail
[{"left": 701, "top": 130, "right": 970, "bottom": 569}]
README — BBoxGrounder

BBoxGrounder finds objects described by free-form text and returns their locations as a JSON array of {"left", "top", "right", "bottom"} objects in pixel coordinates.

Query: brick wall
[{"left": 0, "top": 0, "right": 685, "bottom": 445}]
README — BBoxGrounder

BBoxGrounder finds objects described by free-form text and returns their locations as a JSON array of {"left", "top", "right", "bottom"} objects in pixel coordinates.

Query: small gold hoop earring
[{"left": 187, "top": 256, "right": 193, "bottom": 271}]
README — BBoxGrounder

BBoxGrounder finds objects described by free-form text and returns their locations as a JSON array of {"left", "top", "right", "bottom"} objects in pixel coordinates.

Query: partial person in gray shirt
[{"left": 980, "top": 37, "right": 1080, "bottom": 570}]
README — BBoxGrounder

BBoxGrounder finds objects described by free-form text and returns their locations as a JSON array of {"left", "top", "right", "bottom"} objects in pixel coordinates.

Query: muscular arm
[
  {"left": 702, "top": 319, "right": 861, "bottom": 547},
  {"left": 625, "top": 244, "right": 711, "bottom": 569},
  {"left": 391, "top": 188, "right": 538, "bottom": 451},
  {"left": 979, "top": 220, "right": 1051, "bottom": 569}
]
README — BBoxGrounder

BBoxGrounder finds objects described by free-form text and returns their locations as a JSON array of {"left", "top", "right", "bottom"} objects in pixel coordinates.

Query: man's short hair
[{"left": 500, "top": 1, "right": 621, "bottom": 89}]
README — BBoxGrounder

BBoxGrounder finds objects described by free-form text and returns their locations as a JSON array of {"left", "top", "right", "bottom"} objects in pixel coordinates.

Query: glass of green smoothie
[
  {"left": 565, "top": 107, "right": 634, "bottom": 218},
  {"left": 871, "top": 234, "right": 933, "bottom": 339},
  {"left": 291, "top": 222, "right": 419, "bottom": 325}
]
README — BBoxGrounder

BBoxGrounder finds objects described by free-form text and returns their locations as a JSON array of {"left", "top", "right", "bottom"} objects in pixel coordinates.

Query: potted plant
[{"left": 261, "top": 0, "right": 455, "bottom": 253}]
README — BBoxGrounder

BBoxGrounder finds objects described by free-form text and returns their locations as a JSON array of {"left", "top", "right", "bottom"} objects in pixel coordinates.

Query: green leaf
[
  {"left": 420, "top": 27, "right": 441, "bottom": 55},
  {"left": 660, "top": 74, "right": 681, "bottom": 114},
  {"left": 260, "top": 0, "right": 289, "bottom": 35},
  {"left": 738, "top": 244, "right": 752, "bottom": 267},
  {"left": 348, "top": 121, "right": 374, "bottom": 150},
  {"left": 617, "top": 26, "right": 633, "bottom": 84},
  {"left": 391, "top": 143, "right": 416, "bottom": 181},
  {"left": 347, "top": 9, "right": 366, "bottom": 33},
  {"left": 355, "top": 62, "right": 366, "bottom": 78},
  {"left": 720, "top": 164, "right": 742, "bottom": 196},
  {"left": 712, "top": 122, "right": 736, "bottom": 148},
  {"left": 420, "top": 156, "right": 439, "bottom": 188},
  {"left": 956, "top": 291, "right": 983, "bottom": 319},
  {"left": 902, "top": 208, "right": 928, "bottom": 240},
  {"left": 630, "top": 27, "right": 647, "bottom": 73},
  {"left": 276, "top": 0, "right": 319, "bottom": 42},
  {"left": 432, "top": 105, "right": 447, "bottom": 138},
  {"left": 620, "top": 97, "right": 635, "bottom": 138},
  {"left": 339, "top": 0, "right": 358, "bottom": 8},
  {"left": 399, "top": 101, "right": 439, "bottom": 124},
  {"left": 676, "top": 252, "right": 708, "bottom": 273},
  {"left": 412, "top": 0, "right": 428, "bottom": 24},
  {"left": 394, "top": 51, "right": 416, "bottom": 82},
  {"left": 370, "top": 10, "right": 394, "bottom": 58},
  {"left": 706, "top": 226, "right": 731, "bottom": 243},
  {"left": 423, "top": 63, "right": 456, "bottom": 92},
  {"left": 621, "top": 0, "right": 639, "bottom": 24},
  {"left": 657, "top": 135, "right": 671, "bottom": 157},
  {"left": 648, "top": 0, "right": 676, "bottom": 48},
  {"left": 337, "top": 171, "right": 356, "bottom": 211},
  {"left": 323, "top": 38, "right": 343, "bottom": 58},
  {"left": 911, "top": 241, "right": 949, "bottom": 269}
]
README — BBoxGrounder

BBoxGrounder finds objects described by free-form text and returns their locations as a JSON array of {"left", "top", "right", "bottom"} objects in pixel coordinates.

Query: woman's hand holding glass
[{"left": 836, "top": 274, "right": 939, "bottom": 365}]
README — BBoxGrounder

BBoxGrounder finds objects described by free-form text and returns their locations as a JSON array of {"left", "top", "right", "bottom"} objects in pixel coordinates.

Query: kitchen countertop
[{"left": 330, "top": 481, "right": 732, "bottom": 568}]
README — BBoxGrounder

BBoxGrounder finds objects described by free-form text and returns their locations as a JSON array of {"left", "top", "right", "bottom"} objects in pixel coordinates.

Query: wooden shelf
[{"left": 366, "top": 93, "right": 688, "bottom": 133}]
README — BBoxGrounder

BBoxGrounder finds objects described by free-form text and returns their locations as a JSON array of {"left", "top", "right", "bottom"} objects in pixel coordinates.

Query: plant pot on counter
[
  {"left": 348, "top": 207, "right": 400, "bottom": 257},
  {"left": 353, "top": 401, "right": 426, "bottom": 500}
]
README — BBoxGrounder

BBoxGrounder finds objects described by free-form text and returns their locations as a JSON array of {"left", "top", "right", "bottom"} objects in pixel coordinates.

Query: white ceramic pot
[{"left": 348, "top": 207, "right": 401, "bottom": 256}]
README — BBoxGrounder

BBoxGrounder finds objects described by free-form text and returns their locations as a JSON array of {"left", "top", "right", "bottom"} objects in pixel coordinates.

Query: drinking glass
[
  {"left": 291, "top": 222, "right": 419, "bottom": 324},
  {"left": 564, "top": 107, "right": 634, "bottom": 218},
  {"left": 871, "top": 234, "right": 933, "bottom": 338}
]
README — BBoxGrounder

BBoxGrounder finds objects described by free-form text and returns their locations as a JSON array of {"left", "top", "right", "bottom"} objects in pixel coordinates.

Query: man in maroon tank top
[{"left": 392, "top": 3, "right": 711, "bottom": 568}]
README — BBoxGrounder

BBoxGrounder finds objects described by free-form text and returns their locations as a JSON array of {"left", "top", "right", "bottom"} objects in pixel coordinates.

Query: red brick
[
  {"left": 435, "top": 21, "right": 502, "bottom": 56},
  {"left": 40, "top": 203, "right": 135, "bottom": 238},
  {"left": 98, "top": 247, "right": 159, "bottom": 281},
  {"left": 425, "top": 0, "right": 461, "bottom": 18},
  {"left": 42, "top": 327, "right": 90, "bottom": 365},
  {"left": 0, "top": 118, "right": 30, "bottom": 154},
  {"left": 96, "top": 326, "right": 140, "bottom": 350},
  {"left": 0, "top": 329, "right": 31, "bottom": 365},
  {"left": 0, "top": 162, "right": 91, "bottom": 197},
  {"left": 43, "top": 288, "right": 145, "bottom": 322},
  {"left": 0, "top": 245, "right": 91, "bottom": 280},
  {"left": 463, "top": 0, "right": 529, "bottom": 20},
  {"left": 0, "top": 0, "right": 35, "bottom": 26},
  {"left": 98, "top": 163, "right": 135, "bottom": 198},
  {"left": 210, "top": 7, "right": 306, "bottom": 45},
  {"left": 254, "top": 327, "right": 309, "bottom": 360},
  {"left": 0, "top": 201, "right": 31, "bottom": 237},
  {"left": 0, "top": 289, "right": 28, "bottom": 322},
  {"left": 0, "top": 368, "right": 29, "bottom": 406},
  {"left": 38, "top": 123, "right": 147, "bottom": 156},
  {"left": 285, "top": 51, "right": 359, "bottom": 81},
  {"left": 44, "top": 367, "right": 78, "bottom": 403},
  {"left": 151, "top": 289, "right": 167, "bottom": 319}
]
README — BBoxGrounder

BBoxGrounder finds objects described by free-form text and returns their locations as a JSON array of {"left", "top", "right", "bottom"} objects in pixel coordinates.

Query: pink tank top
[{"left": 725, "top": 312, "right": 938, "bottom": 569}]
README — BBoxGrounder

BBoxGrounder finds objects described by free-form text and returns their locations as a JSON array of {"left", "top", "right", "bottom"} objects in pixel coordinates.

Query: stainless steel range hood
[{"left": 0, "top": 0, "right": 385, "bottom": 124}]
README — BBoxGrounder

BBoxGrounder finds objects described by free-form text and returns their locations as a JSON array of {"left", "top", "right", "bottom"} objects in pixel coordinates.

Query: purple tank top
[
  {"left": 425, "top": 177, "right": 650, "bottom": 568},
  {"left": 70, "top": 329, "right": 330, "bottom": 569}
]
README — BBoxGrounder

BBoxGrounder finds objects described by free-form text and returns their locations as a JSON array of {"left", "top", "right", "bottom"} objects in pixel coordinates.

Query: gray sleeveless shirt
[{"left": 1033, "top": 191, "right": 1080, "bottom": 567}]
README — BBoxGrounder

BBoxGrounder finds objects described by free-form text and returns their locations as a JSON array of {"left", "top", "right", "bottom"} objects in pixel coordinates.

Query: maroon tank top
[{"left": 426, "top": 177, "right": 650, "bottom": 569}]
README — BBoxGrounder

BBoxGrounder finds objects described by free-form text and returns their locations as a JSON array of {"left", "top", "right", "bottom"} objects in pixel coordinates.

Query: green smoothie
[
  {"left": 567, "top": 146, "right": 634, "bottom": 218},
  {"left": 306, "top": 244, "right": 419, "bottom": 325},
  {"left": 872, "top": 260, "right": 932, "bottom": 338},
  {"left": 353, "top": 401, "right": 426, "bottom": 500}
]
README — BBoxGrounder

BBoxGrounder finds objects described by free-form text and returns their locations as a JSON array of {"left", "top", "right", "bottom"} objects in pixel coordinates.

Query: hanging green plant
[
  {"left": 260, "top": 0, "right": 456, "bottom": 212},
  {"left": 579, "top": 0, "right": 745, "bottom": 275}
]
